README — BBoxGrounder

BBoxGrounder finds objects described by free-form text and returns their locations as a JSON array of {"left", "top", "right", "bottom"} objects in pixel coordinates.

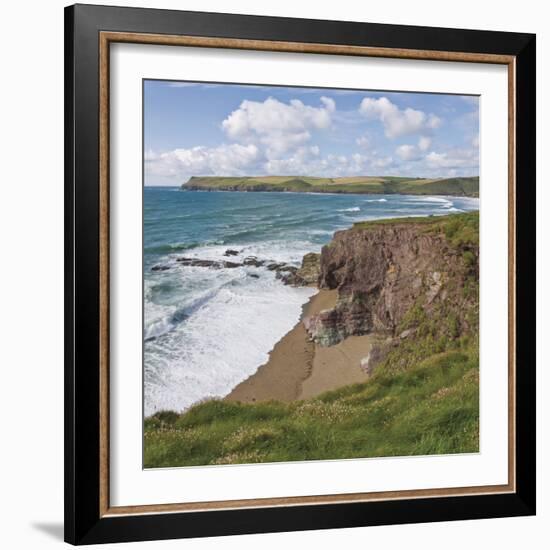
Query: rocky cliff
[{"left": 304, "top": 212, "right": 479, "bottom": 373}]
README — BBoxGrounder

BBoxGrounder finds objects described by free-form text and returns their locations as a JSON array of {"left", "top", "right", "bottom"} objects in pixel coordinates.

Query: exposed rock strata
[{"left": 303, "top": 221, "right": 478, "bottom": 361}]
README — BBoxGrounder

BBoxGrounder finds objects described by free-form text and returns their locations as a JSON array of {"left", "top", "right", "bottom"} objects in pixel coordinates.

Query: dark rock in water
[
  {"left": 175, "top": 256, "right": 244, "bottom": 269},
  {"left": 194, "top": 260, "right": 220, "bottom": 268},
  {"left": 266, "top": 262, "right": 286, "bottom": 271},
  {"left": 243, "top": 256, "right": 264, "bottom": 267},
  {"left": 276, "top": 265, "right": 298, "bottom": 274},
  {"left": 176, "top": 256, "right": 198, "bottom": 265},
  {"left": 151, "top": 264, "right": 170, "bottom": 272},
  {"left": 269, "top": 262, "right": 311, "bottom": 286},
  {"left": 278, "top": 271, "right": 305, "bottom": 286},
  {"left": 224, "top": 249, "right": 240, "bottom": 257},
  {"left": 176, "top": 257, "right": 219, "bottom": 268},
  {"left": 275, "top": 266, "right": 299, "bottom": 283},
  {"left": 248, "top": 273, "right": 260, "bottom": 279},
  {"left": 196, "top": 260, "right": 220, "bottom": 268}
]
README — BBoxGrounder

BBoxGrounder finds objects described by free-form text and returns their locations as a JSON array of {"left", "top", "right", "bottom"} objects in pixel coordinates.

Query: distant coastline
[{"left": 181, "top": 175, "right": 479, "bottom": 198}]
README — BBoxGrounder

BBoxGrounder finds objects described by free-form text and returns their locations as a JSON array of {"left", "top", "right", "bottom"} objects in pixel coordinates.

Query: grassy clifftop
[
  {"left": 182, "top": 175, "right": 479, "bottom": 197},
  {"left": 353, "top": 209, "right": 479, "bottom": 246}
]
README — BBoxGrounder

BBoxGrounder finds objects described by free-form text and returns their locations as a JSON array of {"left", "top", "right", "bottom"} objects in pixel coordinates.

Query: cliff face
[{"left": 304, "top": 214, "right": 479, "bottom": 358}]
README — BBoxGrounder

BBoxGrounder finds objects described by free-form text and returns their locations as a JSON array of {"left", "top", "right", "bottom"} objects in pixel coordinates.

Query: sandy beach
[{"left": 226, "top": 289, "right": 371, "bottom": 403}]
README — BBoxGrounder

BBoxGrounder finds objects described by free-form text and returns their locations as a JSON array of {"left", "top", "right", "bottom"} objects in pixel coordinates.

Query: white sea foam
[
  {"left": 411, "top": 196, "right": 450, "bottom": 203},
  {"left": 144, "top": 265, "right": 315, "bottom": 415},
  {"left": 364, "top": 198, "right": 388, "bottom": 203},
  {"left": 337, "top": 206, "right": 361, "bottom": 212},
  {"left": 144, "top": 237, "right": 321, "bottom": 415},
  {"left": 407, "top": 196, "right": 454, "bottom": 207}
]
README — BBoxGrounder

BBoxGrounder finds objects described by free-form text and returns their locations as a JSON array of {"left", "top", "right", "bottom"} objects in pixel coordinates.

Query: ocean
[{"left": 143, "top": 188, "right": 479, "bottom": 416}]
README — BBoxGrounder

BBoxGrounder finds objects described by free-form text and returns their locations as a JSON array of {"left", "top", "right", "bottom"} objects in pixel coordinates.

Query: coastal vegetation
[
  {"left": 144, "top": 212, "right": 479, "bottom": 468},
  {"left": 182, "top": 175, "right": 479, "bottom": 197},
  {"left": 145, "top": 348, "right": 478, "bottom": 467}
]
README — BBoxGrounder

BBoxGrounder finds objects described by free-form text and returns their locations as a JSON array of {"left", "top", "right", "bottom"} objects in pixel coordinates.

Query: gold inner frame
[{"left": 98, "top": 31, "right": 517, "bottom": 517}]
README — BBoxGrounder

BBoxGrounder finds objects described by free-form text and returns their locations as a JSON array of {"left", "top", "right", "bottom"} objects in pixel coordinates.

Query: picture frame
[{"left": 64, "top": 3, "right": 536, "bottom": 545}]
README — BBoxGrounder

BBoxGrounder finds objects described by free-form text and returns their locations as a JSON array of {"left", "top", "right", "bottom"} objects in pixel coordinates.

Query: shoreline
[{"left": 226, "top": 288, "right": 371, "bottom": 404}]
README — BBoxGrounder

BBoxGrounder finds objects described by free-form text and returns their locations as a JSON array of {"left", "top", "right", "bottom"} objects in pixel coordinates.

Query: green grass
[
  {"left": 183, "top": 175, "right": 479, "bottom": 197},
  {"left": 144, "top": 347, "right": 478, "bottom": 468},
  {"left": 352, "top": 211, "right": 479, "bottom": 247}
]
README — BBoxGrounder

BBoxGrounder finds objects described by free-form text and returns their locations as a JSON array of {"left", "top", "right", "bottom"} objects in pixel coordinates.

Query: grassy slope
[
  {"left": 145, "top": 350, "right": 478, "bottom": 467},
  {"left": 144, "top": 212, "right": 479, "bottom": 468},
  {"left": 182, "top": 175, "right": 479, "bottom": 197}
]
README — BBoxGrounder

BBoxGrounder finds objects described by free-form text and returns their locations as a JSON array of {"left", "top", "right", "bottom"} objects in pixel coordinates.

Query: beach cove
[{"left": 226, "top": 289, "right": 372, "bottom": 403}]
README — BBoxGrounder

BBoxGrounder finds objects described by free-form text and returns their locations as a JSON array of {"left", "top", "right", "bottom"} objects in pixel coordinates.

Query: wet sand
[{"left": 226, "top": 289, "right": 371, "bottom": 403}]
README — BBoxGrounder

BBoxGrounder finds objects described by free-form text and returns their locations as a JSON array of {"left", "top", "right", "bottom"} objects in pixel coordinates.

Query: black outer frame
[{"left": 64, "top": 3, "right": 536, "bottom": 545}]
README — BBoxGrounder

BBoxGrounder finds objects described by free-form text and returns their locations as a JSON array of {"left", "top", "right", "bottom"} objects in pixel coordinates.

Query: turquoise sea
[{"left": 144, "top": 188, "right": 479, "bottom": 415}]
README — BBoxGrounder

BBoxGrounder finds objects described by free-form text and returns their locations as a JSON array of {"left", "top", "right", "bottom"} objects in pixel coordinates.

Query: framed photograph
[{"left": 64, "top": 4, "right": 536, "bottom": 545}]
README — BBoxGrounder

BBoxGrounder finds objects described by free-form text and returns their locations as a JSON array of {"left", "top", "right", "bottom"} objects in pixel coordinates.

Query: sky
[{"left": 144, "top": 80, "right": 479, "bottom": 186}]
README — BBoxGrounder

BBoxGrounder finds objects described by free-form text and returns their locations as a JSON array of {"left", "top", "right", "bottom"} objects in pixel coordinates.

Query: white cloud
[
  {"left": 355, "top": 135, "right": 371, "bottom": 149},
  {"left": 261, "top": 144, "right": 395, "bottom": 178},
  {"left": 320, "top": 96, "right": 336, "bottom": 112},
  {"left": 222, "top": 96, "right": 335, "bottom": 157},
  {"left": 146, "top": 140, "right": 478, "bottom": 183},
  {"left": 264, "top": 146, "right": 323, "bottom": 175},
  {"left": 396, "top": 144, "right": 419, "bottom": 161},
  {"left": 395, "top": 137, "right": 432, "bottom": 161},
  {"left": 425, "top": 147, "right": 478, "bottom": 170},
  {"left": 346, "top": 151, "right": 394, "bottom": 173},
  {"left": 371, "top": 156, "right": 394, "bottom": 170},
  {"left": 418, "top": 136, "right": 431, "bottom": 151},
  {"left": 144, "top": 149, "right": 159, "bottom": 162},
  {"left": 145, "top": 92, "right": 479, "bottom": 184},
  {"left": 145, "top": 143, "right": 260, "bottom": 181},
  {"left": 359, "top": 97, "right": 442, "bottom": 139},
  {"left": 391, "top": 134, "right": 478, "bottom": 177}
]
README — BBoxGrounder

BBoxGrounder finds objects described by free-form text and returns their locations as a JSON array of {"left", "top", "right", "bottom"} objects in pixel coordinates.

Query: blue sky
[{"left": 144, "top": 80, "right": 479, "bottom": 186}]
